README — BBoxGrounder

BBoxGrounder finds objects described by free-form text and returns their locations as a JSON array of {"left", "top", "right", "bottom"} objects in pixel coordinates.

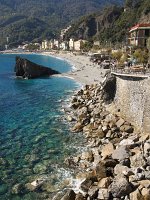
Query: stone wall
[{"left": 114, "top": 75, "right": 150, "bottom": 133}]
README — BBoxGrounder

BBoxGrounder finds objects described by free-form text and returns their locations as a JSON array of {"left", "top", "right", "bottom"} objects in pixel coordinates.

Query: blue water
[{"left": 0, "top": 54, "right": 82, "bottom": 199}]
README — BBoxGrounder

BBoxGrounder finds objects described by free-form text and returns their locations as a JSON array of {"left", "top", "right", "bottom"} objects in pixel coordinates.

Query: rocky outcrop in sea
[
  {"left": 53, "top": 73, "right": 150, "bottom": 200},
  {"left": 15, "top": 56, "right": 60, "bottom": 79}
]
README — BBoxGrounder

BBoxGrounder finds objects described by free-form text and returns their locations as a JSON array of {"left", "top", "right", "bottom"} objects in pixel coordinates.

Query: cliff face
[
  {"left": 65, "top": 6, "right": 122, "bottom": 41},
  {"left": 15, "top": 57, "right": 60, "bottom": 79},
  {"left": 65, "top": 0, "right": 150, "bottom": 44}
]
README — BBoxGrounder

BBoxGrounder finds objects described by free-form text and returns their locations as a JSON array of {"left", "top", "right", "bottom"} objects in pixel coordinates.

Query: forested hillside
[
  {"left": 0, "top": 0, "right": 123, "bottom": 50},
  {"left": 64, "top": 0, "right": 150, "bottom": 45}
]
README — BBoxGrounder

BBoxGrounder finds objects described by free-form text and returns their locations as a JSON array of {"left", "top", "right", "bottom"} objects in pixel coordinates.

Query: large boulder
[
  {"left": 101, "top": 72, "right": 116, "bottom": 103},
  {"left": 61, "top": 189, "right": 76, "bottom": 200},
  {"left": 109, "top": 176, "right": 133, "bottom": 198},
  {"left": 15, "top": 56, "right": 60, "bottom": 79}
]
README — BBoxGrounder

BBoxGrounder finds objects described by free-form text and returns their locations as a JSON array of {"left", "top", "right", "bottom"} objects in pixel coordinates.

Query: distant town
[
  {"left": 5, "top": 23, "right": 148, "bottom": 52},
  {"left": 2, "top": 23, "right": 150, "bottom": 70}
]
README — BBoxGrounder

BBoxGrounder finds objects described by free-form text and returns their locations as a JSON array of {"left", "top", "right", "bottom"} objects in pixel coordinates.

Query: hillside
[
  {"left": 0, "top": 0, "right": 124, "bottom": 50},
  {"left": 64, "top": 0, "right": 150, "bottom": 45}
]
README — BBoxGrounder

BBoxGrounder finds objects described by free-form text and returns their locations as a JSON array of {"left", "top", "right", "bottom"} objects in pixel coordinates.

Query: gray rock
[
  {"left": 88, "top": 186, "right": 99, "bottom": 198},
  {"left": 66, "top": 115, "right": 74, "bottom": 122},
  {"left": 25, "top": 178, "right": 45, "bottom": 191},
  {"left": 15, "top": 56, "right": 60, "bottom": 79},
  {"left": 98, "top": 188, "right": 110, "bottom": 199},
  {"left": 116, "top": 118, "right": 125, "bottom": 128},
  {"left": 71, "top": 122, "right": 83, "bottom": 132},
  {"left": 98, "top": 177, "right": 112, "bottom": 188},
  {"left": 120, "top": 125, "right": 134, "bottom": 133},
  {"left": 94, "top": 161, "right": 107, "bottom": 179},
  {"left": 141, "top": 188, "right": 150, "bottom": 198},
  {"left": 112, "top": 146, "right": 130, "bottom": 161},
  {"left": 80, "top": 178, "right": 93, "bottom": 193},
  {"left": 52, "top": 191, "right": 66, "bottom": 200},
  {"left": 95, "top": 130, "right": 105, "bottom": 139},
  {"left": 130, "top": 152, "right": 146, "bottom": 168},
  {"left": 81, "top": 151, "right": 93, "bottom": 162},
  {"left": 130, "top": 188, "right": 142, "bottom": 200},
  {"left": 102, "top": 125, "right": 109, "bottom": 133},
  {"left": 146, "top": 156, "right": 150, "bottom": 165},
  {"left": 104, "top": 159, "right": 117, "bottom": 167},
  {"left": 119, "top": 139, "right": 135, "bottom": 146},
  {"left": 144, "top": 142, "right": 150, "bottom": 155},
  {"left": 101, "top": 143, "right": 114, "bottom": 159},
  {"left": 138, "top": 180, "right": 150, "bottom": 188},
  {"left": 109, "top": 176, "right": 133, "bottom": 198},
  {"left": 144, "top": 171, "right": 150, "bottom": 179},
  {"left": 114, "top": 164, "right": 134, "bottom": 176},
  {"left": 75, "top": 193, "right": 86, "bottom": 200},
  {"left": 61, "top": 189, "right": 76, "bottom": 200},
  {"left": 129, "top": 173, "right": 145, "bottom": 182}
]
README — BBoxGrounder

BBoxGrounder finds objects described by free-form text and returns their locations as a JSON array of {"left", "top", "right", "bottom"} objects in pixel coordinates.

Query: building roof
[{"left": 129, "top": 23, "right": 150, "bottom": 32}]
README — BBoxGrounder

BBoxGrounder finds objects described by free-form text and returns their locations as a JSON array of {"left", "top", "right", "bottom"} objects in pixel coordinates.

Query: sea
[{"left": 0, "top": 53, "right": 84, "bottom": 199}]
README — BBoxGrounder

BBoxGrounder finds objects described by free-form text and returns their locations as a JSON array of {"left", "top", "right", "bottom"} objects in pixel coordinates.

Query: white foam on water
[{"left": 71, "top": 177, "right": 86, "bottom": 194}]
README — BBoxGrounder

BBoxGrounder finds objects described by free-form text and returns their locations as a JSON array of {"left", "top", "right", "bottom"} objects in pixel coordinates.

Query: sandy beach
[{"left": 42, "top": 51, "right": 107, "bottom": 85}]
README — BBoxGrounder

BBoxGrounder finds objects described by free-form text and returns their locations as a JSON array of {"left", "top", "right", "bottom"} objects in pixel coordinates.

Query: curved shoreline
[
  {"left": 40, "top": 51, "right": 107, "bottom": 85},
  {"left": 1, "top": 50, "right": 107, "bottom": 85}
]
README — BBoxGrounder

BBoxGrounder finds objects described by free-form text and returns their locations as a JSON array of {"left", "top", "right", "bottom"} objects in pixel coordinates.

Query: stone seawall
[{"left": 114, "top": 75, "right": 150, "bottom": 133}]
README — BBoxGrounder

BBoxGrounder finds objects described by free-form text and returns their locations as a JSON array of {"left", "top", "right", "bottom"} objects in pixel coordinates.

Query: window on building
[{"left": 145, "top": 29, "right": 150, "bottom": 37}]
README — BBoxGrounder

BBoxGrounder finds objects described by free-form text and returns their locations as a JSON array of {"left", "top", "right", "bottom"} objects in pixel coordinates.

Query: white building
[
  {"left": 74, "top": 40, "right": 87, "bottom": 51},
  {"left": 69, "top": 38, "right": 74, "bottom": 51},
  {"left": 53, "top": 39, "right": 60, "bottom": 49},
  {"left": 41, "top": 40, "right": 49, "bottom": 50},
  {"left": 60, "top": 41, "right": 68, "bottom": 50}
]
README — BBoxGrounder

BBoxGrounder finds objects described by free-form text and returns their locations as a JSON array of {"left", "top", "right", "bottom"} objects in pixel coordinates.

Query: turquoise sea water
[{"left": 0, "top": 54, "right": 83, "bottom": 199}]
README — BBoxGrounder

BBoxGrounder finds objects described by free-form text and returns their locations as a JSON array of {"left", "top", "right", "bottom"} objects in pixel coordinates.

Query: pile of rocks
[{"left": 53, "top": 81, "right": 150, "bottom": 200}]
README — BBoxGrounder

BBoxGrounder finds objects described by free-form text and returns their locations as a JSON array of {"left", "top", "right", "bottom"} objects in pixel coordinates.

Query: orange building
[{"left": 128, "top": 23, "right": 150, "bottom": 47}]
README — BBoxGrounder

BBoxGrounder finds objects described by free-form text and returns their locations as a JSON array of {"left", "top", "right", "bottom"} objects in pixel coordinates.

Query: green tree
[
  {"left": 125, "top": 0, "right": 132, "bottom": 8},
  {"left": 80, "top": 41, "right": 93, "bottom": 52},
  {"left": 133, "top": 49, "right": 149, "bottom": 65},
  {"left": 112, "top": 50, "right": 122, "bottom": 62}
]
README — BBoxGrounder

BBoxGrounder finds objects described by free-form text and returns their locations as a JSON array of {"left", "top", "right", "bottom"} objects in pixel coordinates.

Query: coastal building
[
  {"left": 53, "top": 39, "right": 60, "bottom": 49},
  {"left": 74, "top": 40, "right": 87, "bottom": 51},
  {"left": 128, "top": 23, "right": 150, "bottom": 47},
  {"left": 41, "top": 40, "right": 60, "bottom": 50},
  {"left": 41, "top": 40, "right": 49, "bottom": 50},
  {"left": 93, "top": 41, "right": 101, "bottom": 46},
  {"left": 60, "top": 41, "right": 69, "bottom": 50},
  {"left": 69, "top": 38, "right": 74, "bottom": 51}
]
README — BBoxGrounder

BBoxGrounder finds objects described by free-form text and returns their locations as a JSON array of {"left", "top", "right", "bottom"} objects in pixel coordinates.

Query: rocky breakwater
[
  {"left": 53, "top": 73, "right": 150, "bottom": 200},
  {"left": 15, "top": 56, "right": 60, "bottom": 79}
]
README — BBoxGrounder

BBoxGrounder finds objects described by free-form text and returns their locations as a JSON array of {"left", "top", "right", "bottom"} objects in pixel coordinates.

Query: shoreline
[
  {"left": 41, "top": 51, "right": 107, "bottom": 86},
  {"left": 2, "top": 50, "right": 107, "bottom": 85}
]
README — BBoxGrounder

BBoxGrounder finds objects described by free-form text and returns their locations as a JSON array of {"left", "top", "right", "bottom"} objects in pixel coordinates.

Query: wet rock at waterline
[{"left": 15, "top": 56, "right": 60, "bottom": 79}]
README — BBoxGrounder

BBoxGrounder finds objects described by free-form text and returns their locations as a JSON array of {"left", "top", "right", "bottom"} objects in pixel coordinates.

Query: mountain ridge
[
  {"left": 64, "top": 0, "right": 150, "bottom": 45},
  {"left": 0, "top": 0, "right": 124, "bottom": 50}
]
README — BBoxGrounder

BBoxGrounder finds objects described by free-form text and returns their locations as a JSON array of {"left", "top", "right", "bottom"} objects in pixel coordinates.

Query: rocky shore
[{"left": 52, "top": 72, "right": 150, "bottom": 200}]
